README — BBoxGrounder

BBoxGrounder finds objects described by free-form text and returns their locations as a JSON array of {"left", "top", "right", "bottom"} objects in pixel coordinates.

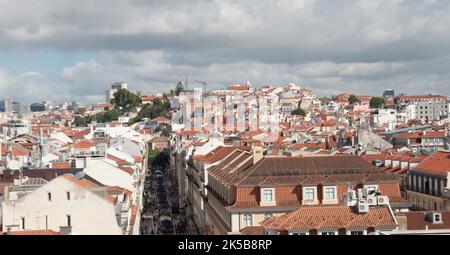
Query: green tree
[
  {"left": 370, "top": 97, "right": 385, "bottom": 108},
  {"left": 98, "top": 110, "right": 121, "bottom": 122},
  {"left": 291, "top": 108, "right": 306, "bottom": 116},
  {"left": 148, "top": 149, "right": 170, "bottom": 169},
  {"left": 110, "top": 89, "right": 142, "bottom": 113},
  {"left": 76, "top": 107, "right": 87, "bottom": 116},
  {"left": 320, "top": 97, "right": 331, "bottom": 105},
  {"left": 175, "top": 82, "right": 184, "bottom": 96},
  {"left": 348, "top": 94, "right": 360, "bottom": 104},
  {"left": 154, "top": 125, "right": 163, "bottom": 133},
  {"left": 73, "top": 115, "right": 87, "bottom": 127}
]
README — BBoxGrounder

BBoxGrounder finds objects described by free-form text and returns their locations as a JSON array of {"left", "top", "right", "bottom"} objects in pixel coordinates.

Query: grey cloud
[{"left": 0, "top": 0, "right": 450, "bottom": 101}]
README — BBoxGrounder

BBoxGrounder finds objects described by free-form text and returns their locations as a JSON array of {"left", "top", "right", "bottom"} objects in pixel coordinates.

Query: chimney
[
  {"left": 252, "top": 145, "right": 263, "bottom": 164},
  {"left": 395, "top": 215, "right": 408, "bottom": 231}
]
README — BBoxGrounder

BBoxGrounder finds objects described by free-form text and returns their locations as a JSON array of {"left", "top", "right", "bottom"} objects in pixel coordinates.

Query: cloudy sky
[{"left": 0, "top": 0, "right": 450, "bottom": 103}]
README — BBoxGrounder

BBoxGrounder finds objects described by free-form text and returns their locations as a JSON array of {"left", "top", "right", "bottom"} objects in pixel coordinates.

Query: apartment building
[
  {"left": 398, "top": 95, "right": 449, "bottom": 122},
  {"left": 204, "top": 151, "right": 407, "bottom": 234},
  {"left": 2, "top": 174, "right": 123, "bottom": 235},
  {"left": 393, "top": 130, "right": 447, "bottom": 155},
  {"left": 406, "top": 151, "right": 450, "bottom": 211}
]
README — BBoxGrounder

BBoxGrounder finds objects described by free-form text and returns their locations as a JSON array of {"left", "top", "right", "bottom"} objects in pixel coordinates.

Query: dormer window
[
  {"left": 304, "top": 188, "right": 315, "bottom": 201},
  {"left": 262, "top": 189, "right": 273, "bottom": 202},
  {"left": 434, "top": 213, "right": 441, "bottom": 223},
  {"left": 324, "top": 187, "right": 336, "bottom": 200},
  {"left": 426, "top": 212, "right": 443, "bottom": 224},
  {"left": 260, "top": 188, "right": 276, "bottom": 206}
]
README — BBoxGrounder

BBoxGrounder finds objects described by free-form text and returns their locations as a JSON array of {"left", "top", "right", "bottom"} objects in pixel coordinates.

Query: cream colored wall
[
  {"left": 238, "top": 212, "right": 285, "bottom": 230},
  {"left": 2, "top": 177, "right": 122, "bottom": 235},
  {"left": 407, "top": 190, "right": 449, "bottom": 211}
]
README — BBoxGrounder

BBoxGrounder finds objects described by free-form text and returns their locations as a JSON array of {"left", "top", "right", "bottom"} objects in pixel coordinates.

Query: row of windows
[
  {"left": 20, "top": 215, "right": 71, "bottom": 230},
  {"left": 260, "top": 187, "right": 336, "bottom": 203},
  {"left": 419, "top": 105, "right": 448, "bottom": 109},
  {"left": 47, "top": 192, "right": 71, "bottom": 201},
  {"left": 243, "top": 213, "right": 273, "bottom": 227}
]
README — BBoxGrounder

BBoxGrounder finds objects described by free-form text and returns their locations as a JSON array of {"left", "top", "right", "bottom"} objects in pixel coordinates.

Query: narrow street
[{"left": 140, "top": 163, "right": 198, "bottom": 235}]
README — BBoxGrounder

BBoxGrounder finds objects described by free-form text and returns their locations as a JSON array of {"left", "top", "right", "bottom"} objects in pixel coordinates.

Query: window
[
  {"left": 304, "top": 188, "right": 315, "bottom": 201},
  {"left": 321, "top": 231, "right": 336, "bottom": 235},
  {"left": 48, "top": 192, "right": 52, "bottom": 201},
  {"left": 434, "top": 213, "right": 442, "bottom": 222},
  {"left": 263, "top": 189, "right": 273, "bottom": 202},
  {"left": 263, "top": 213, "right": 273, "bottom": 220},
  {"left": 350, "top": 230, "right": 364, "bottom": 235},
  {"left": 21, "top": 217, "right": 25, "bottom": 230},
  {"left": 67, "top": 215, "right": 71, "bottom": 227},
  {"left": 243, "top": 214, "right": 253, "bottom": 227},
  {"left": 66, "top": 192, "right": 71, "bottom": 200},
  {"left": 325, "top": 187, "right": 336, "bottom": 200}
]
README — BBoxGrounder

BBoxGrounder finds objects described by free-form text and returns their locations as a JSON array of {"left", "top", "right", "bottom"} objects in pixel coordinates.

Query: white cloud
[
  {"left": 58, "top": 51, "right": 449, "bottom": 102},
  {"left": 0, "top": 68, "right": 69, "bottom": 103},
  {"left": 0, "top": 0, "right": 450, "bottom": 101}
]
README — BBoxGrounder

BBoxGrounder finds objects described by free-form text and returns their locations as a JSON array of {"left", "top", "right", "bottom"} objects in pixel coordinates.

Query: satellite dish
[{"left": 74, "top": 171, "right": 86, "bottom": 180}]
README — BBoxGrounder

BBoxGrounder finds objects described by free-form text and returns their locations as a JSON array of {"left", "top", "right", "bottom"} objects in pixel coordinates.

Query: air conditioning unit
[
  {"left": 358, "top": 201, "right": 369, "bottom": 213},
  {"left": 377, "top": 196, "right": 389, "bottom": 205},
  {"left": 367, "top": 196, "right": 377, "bottom": 206}
]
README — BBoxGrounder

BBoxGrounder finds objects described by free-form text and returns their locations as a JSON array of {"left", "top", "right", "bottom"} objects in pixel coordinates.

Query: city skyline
[{"left": 1, "top": 1, "right": 450, "bottom": 103}]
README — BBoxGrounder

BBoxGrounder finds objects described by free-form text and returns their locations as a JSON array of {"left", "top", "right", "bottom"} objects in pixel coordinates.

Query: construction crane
[{"left": 194, "top": 80, "right": 207, "bottom": 93}]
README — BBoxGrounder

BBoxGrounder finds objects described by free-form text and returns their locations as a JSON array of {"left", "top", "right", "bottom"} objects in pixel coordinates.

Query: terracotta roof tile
[
  {"left": 63, "top": 174, "right": 100, "bottom": 189},
  {"left": 261, "top": 205, "right": 397, "bottom": 230},
  {"left": 414, "top": 151, "right": 450, "bottom": 176},
  {"left": 401, "top": 211, "right": 450, "bottom": 230},
  {"left": 8, "top": 230, "right": 60, "bottom": 235},
  {"left": 73, "top": 140, "right": 95, "bottom": 149}
]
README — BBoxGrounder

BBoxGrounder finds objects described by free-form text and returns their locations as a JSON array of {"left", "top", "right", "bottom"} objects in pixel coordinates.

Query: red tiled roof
[
  {"left": 414, "top": 151, "right": 450, "bottom": 176},
  {"left": 130, "top": 204, "right": 138, "bottom": 225},
  {"left": 396, "top": 131, "right": 445, "bottom": 139},
  {"left": 401, "top": 211, "right": 450, "bottom": 230},
  {"left": 196, "top": 146, "right": 250, "bottom": 164},
  {"left": 7, "top": 230, "right": 60, "bottom": 235},
  {"left": 261, "top": 205, "right": 397, "bottom": 230},
  {"left": 106, "top": 195, "right": 117, "bottom": 204},
  {"left": 51, "top": 161, "right": 71, "bottom": 169},
  {"left": 176, "top": 130, "right": 198, "bottom": 136},
  {"left": 228, "top": 85, "right": 250, "bottom": 91},
  {"left": 107, "top": 186, "right": 132, "bottom": 196},
  {"left": 399, "top": 95, "right": 448, "bottom": 101},
  {"left": 74, "top": 140, "right": 95, "bottom": 149},
  {"left": 107, "top": 154, "right": 129, "bottom": 165},
  {"left": 95, "top": 103, "right": 113, "bottom": 108},
  {"left": 63, "top": 174, "right": 100, "bottom": 189},
  {"left": 151, "top": 116, "right": 170, "bottom": 122},
  {"left": 142, "top": 95, "right": 154, "bottom": 101},
  {"left": 71, "top": 129, "right": 91, "bottom": 140},
  {"left": 241, "top": 226, "right": 265, "bottom": 235},
  {"left": 1, "top": 144, "right": 29, "bottom": 157}
]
